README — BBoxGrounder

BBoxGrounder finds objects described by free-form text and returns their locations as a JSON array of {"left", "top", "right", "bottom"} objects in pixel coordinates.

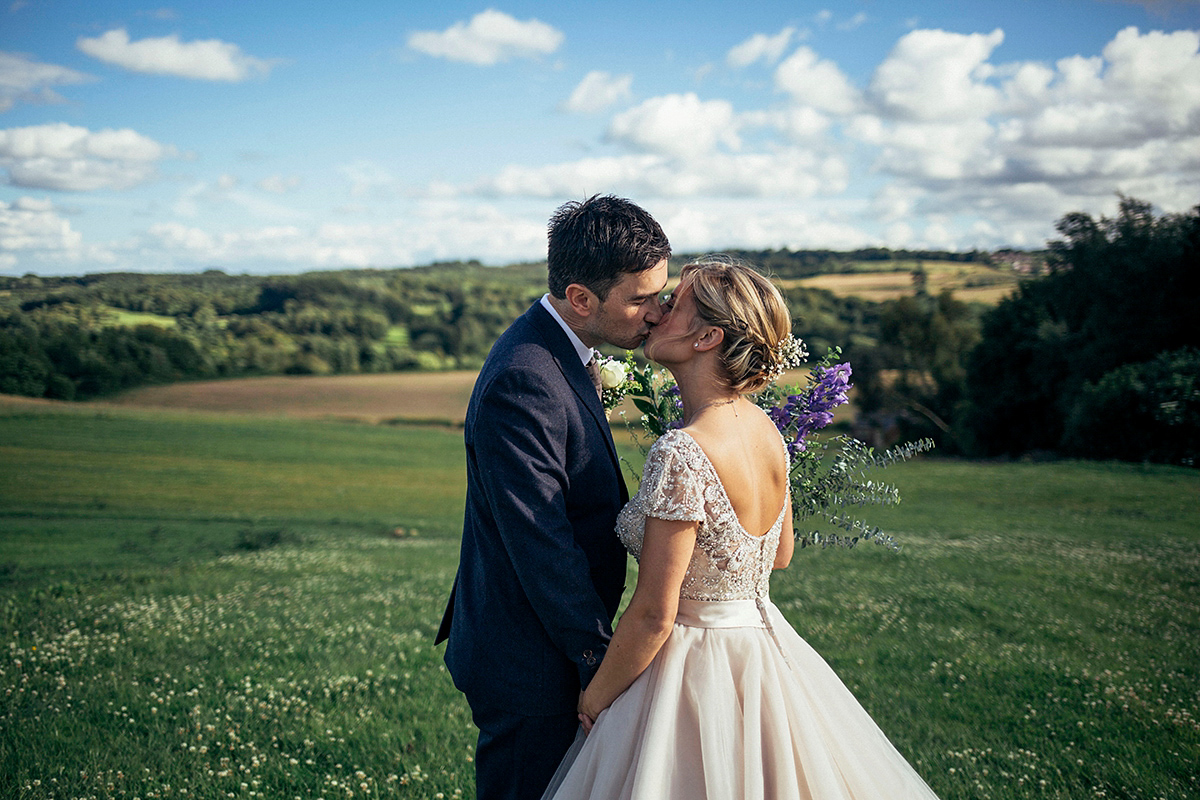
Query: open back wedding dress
[{"left": 543, "top": 429, "right": 941, "bottom": 799}]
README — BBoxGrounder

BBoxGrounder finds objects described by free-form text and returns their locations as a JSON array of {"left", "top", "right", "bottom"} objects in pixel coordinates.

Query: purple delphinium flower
[
  {"left": 664, "top": 383, "right": 685, "bottom": 430},
  {"left": 776, "top": 363, "right": 853, "bottom": 456}
]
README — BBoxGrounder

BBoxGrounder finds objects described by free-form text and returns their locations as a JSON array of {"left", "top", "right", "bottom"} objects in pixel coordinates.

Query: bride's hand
[{"left": 577, "top": 691, "right": 601, "bottom": 734}]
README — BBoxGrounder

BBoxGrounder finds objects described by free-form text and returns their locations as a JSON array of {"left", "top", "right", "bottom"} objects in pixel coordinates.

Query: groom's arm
[{"left": 473, "top": 365, "right": 617, "bottom": 687}]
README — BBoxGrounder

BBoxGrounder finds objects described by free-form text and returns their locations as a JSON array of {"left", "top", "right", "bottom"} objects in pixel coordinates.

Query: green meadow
[{"left": 2, "top": 403, "right": 1197, "bottom": 799}]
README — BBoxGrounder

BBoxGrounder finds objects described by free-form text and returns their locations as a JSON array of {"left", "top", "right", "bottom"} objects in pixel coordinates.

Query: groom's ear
[{"left": 564, "top": 283, "right": 597, "bottom": 318}]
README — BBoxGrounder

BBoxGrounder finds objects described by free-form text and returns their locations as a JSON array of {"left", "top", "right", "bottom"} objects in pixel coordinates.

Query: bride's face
[{"left": 644, "top": 280, "right": 701, "bottom": 365}]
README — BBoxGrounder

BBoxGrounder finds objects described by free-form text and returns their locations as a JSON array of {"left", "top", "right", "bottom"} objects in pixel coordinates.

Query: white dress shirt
[{"left": 540, "top": 293, "right": 596, "bottom": 367}]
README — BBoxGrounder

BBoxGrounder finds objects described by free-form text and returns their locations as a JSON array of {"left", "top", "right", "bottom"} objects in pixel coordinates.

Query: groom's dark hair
[{"left": 547, "top": 194, "right": 671, "bottom": 301}]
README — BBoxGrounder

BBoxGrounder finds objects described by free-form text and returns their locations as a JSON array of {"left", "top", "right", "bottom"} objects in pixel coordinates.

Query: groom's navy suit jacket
[{"left": 436, "top": 301, "right": 629, "bottom": 716}]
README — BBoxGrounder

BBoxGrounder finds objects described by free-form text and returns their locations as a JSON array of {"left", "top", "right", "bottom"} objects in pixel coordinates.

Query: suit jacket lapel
[{"left": 526, "top": 304, "right": 626, "bottom": 486}]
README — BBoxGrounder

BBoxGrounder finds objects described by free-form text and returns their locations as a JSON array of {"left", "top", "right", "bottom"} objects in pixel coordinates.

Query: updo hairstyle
[{"left": 681, "top": 256, "right": 792, "bottom": 394}]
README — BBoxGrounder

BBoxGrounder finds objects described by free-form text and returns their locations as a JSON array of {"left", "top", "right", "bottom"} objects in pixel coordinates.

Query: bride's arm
[
  {"left": 774, "top": 493, "right": 794, "bottom": 569},
  {"left": 578, "top": 517, "right": 697, "bottom": 729}
]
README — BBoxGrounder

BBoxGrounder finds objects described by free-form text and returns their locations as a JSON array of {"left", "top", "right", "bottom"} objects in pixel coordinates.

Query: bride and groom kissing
[{"left": 435, "top": 195, "right": 940, "bottom": 800}]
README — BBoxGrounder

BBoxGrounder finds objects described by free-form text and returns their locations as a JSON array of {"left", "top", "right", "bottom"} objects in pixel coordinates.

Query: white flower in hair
[{"left": 767, "top": 335, "right": 809, "bottom": 381}]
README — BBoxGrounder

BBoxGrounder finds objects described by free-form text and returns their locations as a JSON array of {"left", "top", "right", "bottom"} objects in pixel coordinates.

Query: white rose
[{"left": 598, "top": 360, "right": 627, "bottom": 389}]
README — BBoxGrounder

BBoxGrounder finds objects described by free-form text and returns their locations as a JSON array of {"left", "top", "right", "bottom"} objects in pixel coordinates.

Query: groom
[{"left": 435, "top": 195, "right": 670, "bottom": 800}]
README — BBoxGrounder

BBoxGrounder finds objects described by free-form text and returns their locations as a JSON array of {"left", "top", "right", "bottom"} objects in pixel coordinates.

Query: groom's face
[{"left": 586, "top": 258, "right": 669, "bottom": 350}]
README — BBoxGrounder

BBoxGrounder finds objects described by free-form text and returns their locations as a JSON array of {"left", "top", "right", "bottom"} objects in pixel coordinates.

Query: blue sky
[{"left": 1, "top": 0, "right": 1198, "bottom": 275}]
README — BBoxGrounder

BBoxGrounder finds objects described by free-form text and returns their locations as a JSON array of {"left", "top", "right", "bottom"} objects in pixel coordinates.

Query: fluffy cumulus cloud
[
  {"left": 0, "top": 51, "right": 94, "bottom": 112},
  {"left": 727, "top": 28, "right": 796, "bottom": 68},
  {"left": 0, "top": 196, "right": 85, "bottom": 269},
  {"left": 607, "top": 93, "right": 741, "bottom": 158},
  {"left": 853, "top": 25, "right": 1200, "bottom": 207},
  {"left": 474, "top": 149, "right": 846, "bottom": 200},
  {"left": 658, "top": 199, "right": 876, "bottom": 253},
  {"left": 563, "top": 71, "right": 633, "bottom": 113},
  {"left": 131, "top": 200, "right": 548, "bottom": 272},
  {"left": 0, "top": 123, "right": 176, "bottom": 190},
  {"left": 869, "top": 28, "right": 1005, "bottom": 121},
  {"left": 445, "top": 22, "right": 1200, "bottom": 254},
  {"left": 76, "top": 29, "right": 274, "bottom": 81},
  {"left": 407, "top": 10, "right": 563, "bottom": 66},
  {"left": 774, "top": 46, "right": 860, "bottom": 114}
]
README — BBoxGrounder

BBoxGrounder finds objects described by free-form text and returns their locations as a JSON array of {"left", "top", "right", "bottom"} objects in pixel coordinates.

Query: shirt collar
[{"left": 540, "top": 293, "right": 596, "bottom": 366}]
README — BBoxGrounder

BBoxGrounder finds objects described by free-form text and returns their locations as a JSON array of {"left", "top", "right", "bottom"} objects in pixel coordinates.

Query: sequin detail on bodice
[{"left": 616, "top": 429, "right": 786, "bottom": 602}]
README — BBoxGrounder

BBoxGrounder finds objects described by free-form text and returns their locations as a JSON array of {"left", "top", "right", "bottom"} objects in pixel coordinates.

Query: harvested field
[
  {"left": 784, "top": 265, "right": 1018, "bottom": 304},
  {"left": 105, "top": 371, "right": 480, "bottom": 424}
]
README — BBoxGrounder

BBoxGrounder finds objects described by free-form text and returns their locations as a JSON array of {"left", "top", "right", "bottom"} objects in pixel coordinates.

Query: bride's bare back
[{"left": 682, "top": 401, "right": 789, "bottom": 538}]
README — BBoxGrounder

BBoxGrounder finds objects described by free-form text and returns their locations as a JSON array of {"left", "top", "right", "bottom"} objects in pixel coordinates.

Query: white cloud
[
  {"left": 744, "top": 107, "right": 831, "bottom": 141},
  {"left": 854, "top": 118, "right": 1002, "bottom": 180},
  {"left": 76, "top": 29, "right": 274, "bottom": 81},
  {"left": 131, "top": 201, "right": 549, "bottom": 271},
  {"left": 0, "top": 51, "right": 94, "bottom": 112},
  {"left": 884, "top": 222, "right": 915, "bottom": 247},
  {"left": 172, "top": 175, "right": 307, "bottom": 221},
  {"left": 257, "top": 174, "right": 302, "bottom": 194},
  {"left": 659, "top": 199, "right": 876, "bottom": 253},
  {"left": 148, "top": 221, "right": 215, "bottom": 252},
  {"left": 563, "top": 71, "right": 632, "bottom": 113},
  {"left": 872, "top": 183, "right": 919, "bottom": 223},
  {"left": 727, "top": 28, "right": 795, "bottom": 68},
  {"left": 340, "top": 161, "right": 399, "bottom": 199},
  {"left": 0, "top": 196, "right": 82, "bottom": 256},
  {"left": 841, "top": 24, "right": 1200, "bottom": 223},
  {"left": 837, "top": 12, "right": 869, "bottom": 32},
  {"left": 774, "top": 46, "right": 860, "bottom": 114},
  {"left": 407, "top": 10, "right": 563, "bottom": 66},
  {"left": 435, "top": 24, "right": 1199, "bottom": 258},
  {"left": 606, "top": 93, "right": 741, "bottom": 158},
  {"left": 0, "top": 123, "right": 176, "bottom": 190},
  {"left": 473, "top": 148, "right": 846, "bottom": 200},
  {"left": 869, "top": 28, "right": 1004, "bottom": 121}
]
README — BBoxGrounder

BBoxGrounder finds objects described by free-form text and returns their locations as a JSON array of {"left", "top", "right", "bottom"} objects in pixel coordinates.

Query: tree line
[
  {"left": 2, "top": 199, "right": 1196, "bottom": 465},
  {"left": 0, "top": 263, "right": 543, "bottom": 399}
]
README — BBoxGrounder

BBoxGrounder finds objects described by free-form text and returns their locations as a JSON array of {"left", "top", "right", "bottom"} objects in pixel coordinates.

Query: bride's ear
[{"left": 693, "top": 326, "right": 724, "bottom": 353}]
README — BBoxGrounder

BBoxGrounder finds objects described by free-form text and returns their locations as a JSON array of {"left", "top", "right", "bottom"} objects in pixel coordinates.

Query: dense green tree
[
  {"left": 867, "top": 289, "right": 981, "bottom": 449},
  {"left": 1061, "top": 347, "right": 1199, "bottom": 465},
  {"left": 962, "top": 197, "right": 1199, "bottom": 462}
]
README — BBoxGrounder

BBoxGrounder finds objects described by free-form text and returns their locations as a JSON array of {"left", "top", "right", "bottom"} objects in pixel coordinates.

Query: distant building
[{"left": 991, "top": 249, "right": 1045, "bottom": 276}]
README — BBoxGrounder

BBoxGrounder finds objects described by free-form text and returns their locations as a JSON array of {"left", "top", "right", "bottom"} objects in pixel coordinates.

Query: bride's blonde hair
[{"left": 680, "top": 255, "right": 791, "bottom": 394}]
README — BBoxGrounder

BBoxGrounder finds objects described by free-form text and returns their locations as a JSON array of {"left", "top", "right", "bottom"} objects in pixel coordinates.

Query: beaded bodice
[{"left": 616, "top": 429, "right": 787, "bottom": 602}]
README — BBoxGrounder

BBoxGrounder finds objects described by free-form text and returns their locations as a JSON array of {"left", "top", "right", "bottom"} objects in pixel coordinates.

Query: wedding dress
[{"left": 543, "top": 429, "right": 941, "bottom": 799}]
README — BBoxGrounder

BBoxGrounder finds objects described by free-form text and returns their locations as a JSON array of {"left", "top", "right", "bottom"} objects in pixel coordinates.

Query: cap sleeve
[{"left": 637, "top": 430, "right": 707, "bottom": 523}]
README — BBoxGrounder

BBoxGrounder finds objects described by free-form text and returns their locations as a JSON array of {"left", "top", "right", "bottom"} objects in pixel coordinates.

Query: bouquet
[{"left": 605, "top": 340, "right": 934, "bottom": 550}]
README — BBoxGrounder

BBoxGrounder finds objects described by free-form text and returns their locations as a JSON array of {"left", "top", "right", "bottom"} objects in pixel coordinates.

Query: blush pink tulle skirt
[{"left": 543, "top": 597, "right": 941, "bottom": 800}]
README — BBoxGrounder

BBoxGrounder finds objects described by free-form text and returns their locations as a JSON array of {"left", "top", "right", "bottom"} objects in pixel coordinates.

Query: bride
[{"left": 543, "top": 258, "right": 941, "bottom": 799}]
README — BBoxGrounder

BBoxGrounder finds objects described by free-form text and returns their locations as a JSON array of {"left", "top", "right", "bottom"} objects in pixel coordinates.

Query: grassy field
[
  {"left": 781, "top": 260, "right": 1020, "bottom": 304},
  {"left": 1, "top": 399, "right": 1197, "bottom": 799}
]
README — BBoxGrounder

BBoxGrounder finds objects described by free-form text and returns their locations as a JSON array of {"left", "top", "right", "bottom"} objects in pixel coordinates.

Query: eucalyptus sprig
[{"left": 615, "top": 342, "right": 934, "bottom": 551}]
